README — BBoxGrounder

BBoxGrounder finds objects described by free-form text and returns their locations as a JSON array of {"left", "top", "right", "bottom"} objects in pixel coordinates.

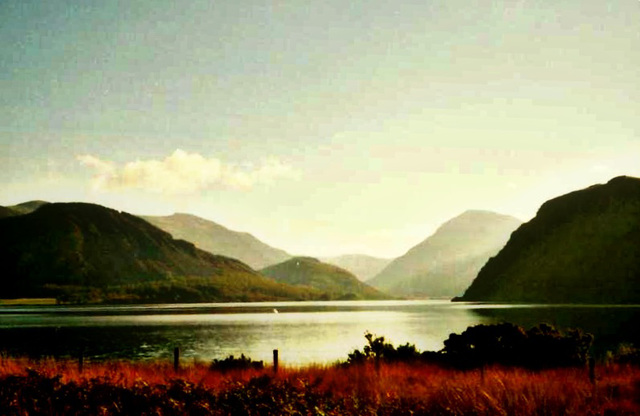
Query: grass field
[{"left": 0, "top": 356, "right": 638, "bottom": 415}]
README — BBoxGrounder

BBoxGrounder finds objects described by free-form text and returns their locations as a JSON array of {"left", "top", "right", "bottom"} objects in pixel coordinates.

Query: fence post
[
  {"left": 273, "top": 349, "right": 279, "bottom": 373},
  {"left": 174, "top": 347, "right": 180, "bottom": 373},
  {"left": 78, "top": 351, "right": 84, "bottom": 374}
]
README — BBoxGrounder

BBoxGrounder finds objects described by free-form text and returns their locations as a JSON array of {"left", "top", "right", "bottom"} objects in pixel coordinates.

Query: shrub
[
  {"left": 347, "top": 323, "right": 594, "bottom": 370},
  {"left": 610, "top": 343, "right": 640, "bottom": 365},
  {"left": 209, "top": 354, "right": 264, "bottom": 373},
  {"left": 441, "top": 323, "right": 593, "bottom": 369},
  {"left": 346, "top": 332, "right": 422, "bottom": 365}
]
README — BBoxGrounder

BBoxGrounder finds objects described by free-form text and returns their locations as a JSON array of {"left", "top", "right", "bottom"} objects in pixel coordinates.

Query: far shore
[{"left": 0, "top": 298, "right": 57, "bottom": 305}]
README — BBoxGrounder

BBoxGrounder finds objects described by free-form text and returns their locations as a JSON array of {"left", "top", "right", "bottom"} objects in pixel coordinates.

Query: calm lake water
[{"left": 1, "top": 300, "right": 639, "bottom": 365}]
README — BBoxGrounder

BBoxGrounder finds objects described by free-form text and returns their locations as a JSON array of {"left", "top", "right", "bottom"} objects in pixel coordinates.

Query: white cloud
[{"left": 77, "top": 149, "right": 300, "bottom": 194}]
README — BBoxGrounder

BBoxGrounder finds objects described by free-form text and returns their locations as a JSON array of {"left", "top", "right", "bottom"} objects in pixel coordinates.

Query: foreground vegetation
[
  {"left": 0, "top": 357, "right": 639, "bottom": 415},
  {"left": 348, "top": 323, "right": 594, "bottom": 370}
]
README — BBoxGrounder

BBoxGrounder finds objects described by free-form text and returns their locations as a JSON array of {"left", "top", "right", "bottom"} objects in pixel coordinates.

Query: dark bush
[
  {"left": 346, "top": 332, "right": 422, "bottom": 365},
  {"left": 609, "top": 343, "right": 640, "bottom": 365},
  {"left": 209, "top": 354, "right": 264, "bottom": 372},
  {"left": 441, "top": 323, "right": 593, "bottom": 369},
  {"left": 347, "top": 323, "right": 593, "bottom": 370}
]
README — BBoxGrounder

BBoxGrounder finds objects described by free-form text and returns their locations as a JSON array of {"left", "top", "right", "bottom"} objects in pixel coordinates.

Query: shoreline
[{"left": 0, "top": 298, "right": 57, "bottom": 306}]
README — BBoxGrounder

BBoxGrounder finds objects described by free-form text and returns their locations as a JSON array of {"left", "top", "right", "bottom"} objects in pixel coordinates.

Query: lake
[{"left": 1, "top": 300, "right": 639, "bottom": 366}]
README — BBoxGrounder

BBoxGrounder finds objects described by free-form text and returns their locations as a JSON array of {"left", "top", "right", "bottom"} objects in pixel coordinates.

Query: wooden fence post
[
  {"left": 273, "top": 349, "right": 279, "bottom": 373},
  {"left": 174, "top": 347, "right": 180, "bottom": 373},
  {"left": 78, "top": 352, "right": 84, "bottom": 374}
]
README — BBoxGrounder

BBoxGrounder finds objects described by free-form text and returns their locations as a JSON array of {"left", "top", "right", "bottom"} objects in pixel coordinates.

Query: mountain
[
  {"left": 457, "top": 176, "right": 640, "bottom": 304},
  {"left": 260, "top": 257, "right": 389, "bottom": 300},
  {"left": 0, "top": 206, "right": 18, "bottom": 218},
  {"left": 141, "top": 213, "right": 291, "bottom": 269},
  {"left": 368, "top": 210, "right": 522, "bottom": 298},
  {"left": 7, "top": 200, "right": 49, "bottom": 215},
  {"left": 0, "top": 202, "right": 318, "bottom": 303},
  {"left": 320, "top": 254, "right": 393, "bottom": 281},
  {"left": 1, "top": 200, "right": 50, "bottom": 218}
]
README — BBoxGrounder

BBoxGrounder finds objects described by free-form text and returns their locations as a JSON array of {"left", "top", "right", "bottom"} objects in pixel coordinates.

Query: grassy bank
[{"left": 0, "top": 357, "right": 638, "bottom": 415}]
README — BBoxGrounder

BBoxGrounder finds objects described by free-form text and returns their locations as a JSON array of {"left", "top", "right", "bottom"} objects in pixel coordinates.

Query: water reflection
[
  {"left": 468, "top": 304, "right": 640, "bottom": 356},
  {"left": 0, "top": 300, "right": 637, "bottom": 365}
]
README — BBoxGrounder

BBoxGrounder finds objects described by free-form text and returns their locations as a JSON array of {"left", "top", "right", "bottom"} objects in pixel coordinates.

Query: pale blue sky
[{"left": 2, "top": 0, "right": 640, "bottom": 257}]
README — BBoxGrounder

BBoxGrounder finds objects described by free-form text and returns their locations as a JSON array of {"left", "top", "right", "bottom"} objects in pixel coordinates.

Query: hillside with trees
[{"left": 458, "top": 176, "right": 640, "bottom": 303}]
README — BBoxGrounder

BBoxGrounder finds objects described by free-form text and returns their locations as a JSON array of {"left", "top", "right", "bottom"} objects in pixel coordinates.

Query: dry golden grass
[{"left": 0, "top": 356, "right": 638, "bottom": 415}]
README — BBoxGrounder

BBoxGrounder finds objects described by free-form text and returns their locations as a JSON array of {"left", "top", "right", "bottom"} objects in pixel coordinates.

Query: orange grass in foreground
[{"left": 0, "top": 356, "right": 639, "bottom": 415}]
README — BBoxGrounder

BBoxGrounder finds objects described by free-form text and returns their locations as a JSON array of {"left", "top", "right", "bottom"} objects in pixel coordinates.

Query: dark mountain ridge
[
  {"left": 0, "top": 200, "right": 49, "bottom": 218},
  {"left": 0, "top": 203, "right": 316, "bottom": 303},
  {"left": 7, "top": 200, "right": 49, "bottom": 215},
  {"left": 0, "top": 206, "right": 17, "bottom": 218},
  {"left": 458, "top": 176, "right": 640, "bottom": 304}
]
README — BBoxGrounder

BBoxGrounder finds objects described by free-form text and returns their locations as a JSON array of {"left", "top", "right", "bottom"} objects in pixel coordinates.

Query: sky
[{"left": 2, "top": 0, "right": 640, "bottom": 258}]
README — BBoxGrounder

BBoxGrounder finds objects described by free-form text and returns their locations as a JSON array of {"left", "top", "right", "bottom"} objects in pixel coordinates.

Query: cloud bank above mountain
[{"left": 77, "top": 149, "right": 300, "bottom": 194}]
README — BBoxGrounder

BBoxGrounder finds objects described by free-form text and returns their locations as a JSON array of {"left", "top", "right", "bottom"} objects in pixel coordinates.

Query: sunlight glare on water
[{"left": 1, "top": 300, "right": 640, "bottom": 364}]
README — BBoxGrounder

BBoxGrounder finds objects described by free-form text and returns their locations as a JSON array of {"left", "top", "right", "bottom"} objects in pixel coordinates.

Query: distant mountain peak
[
  {"left": 437, "top": 210, "right": 521, "bottom": 229},
  {"left": 460, "top": 209, "right": 508, "bottom": 216},
  {"left": 141, "top": 213, "right": 291, "bottom": 269},
  {"left": 292, "top": 256, "right": 320, "bottom": 263},
  {"left": 369, "top": 210, "right": 522, "bottom": 298},
  {"left": 7, "top": 200, "right": 50, "bottom": 215},
  {"left": 18, "top": 200, "right": 50, "bottom": 206}
]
